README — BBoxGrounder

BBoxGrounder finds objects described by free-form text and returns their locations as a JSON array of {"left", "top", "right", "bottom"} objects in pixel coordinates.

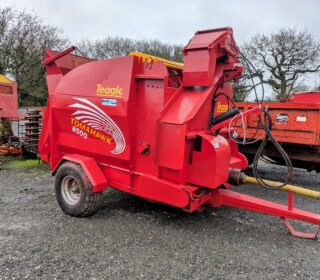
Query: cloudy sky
[{"left": 3, "top": 0, "right": 320, "bottom": 46}]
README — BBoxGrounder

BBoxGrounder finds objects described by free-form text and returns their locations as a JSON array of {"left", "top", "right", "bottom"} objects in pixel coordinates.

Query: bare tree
[
  {"left": 78, "top": 37, "right": 183, "bottom": 62},
  {"left": 0, "top": 7, "right": 67, "bottom": 105},
  {"left": 0, "top": 7, "right": 15, "bottom": 74},
  {"left": 78, "top": 37, "right": 133, "bottom": 60},
  {"left": 243, "top": 28, "right": 320, "bottom": 99}
]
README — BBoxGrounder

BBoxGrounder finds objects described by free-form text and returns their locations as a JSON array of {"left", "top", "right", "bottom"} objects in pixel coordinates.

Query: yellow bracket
[{"left": 129, "top": 51, "right": 184, "bottom": 70}]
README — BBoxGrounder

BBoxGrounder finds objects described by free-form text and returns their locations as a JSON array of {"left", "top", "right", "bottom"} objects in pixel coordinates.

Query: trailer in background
[
  {"left": 236, "top": 92, "right": 320, "bottom": 172},
  {"left": 0, "top": 74, "right": 20, "bottom": 155},
  {"left": 0, "top": 75, "right": 19, "bottom": 120},
  {"left": 0, "top": 75, "right": 42, "bottom": 157}
]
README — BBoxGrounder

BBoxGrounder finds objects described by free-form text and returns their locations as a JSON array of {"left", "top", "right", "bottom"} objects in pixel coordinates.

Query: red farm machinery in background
[
  {"left": 0, "top": 75, "right": 20, "bottom": 155},
  {"left": 0, "top": 74, "right": 42, "bottom": 157},
  {"left": 0, "top": 75, "right": 19, "bottom": 120},
  {"left": 237, "top": 92, "right": 320, "bottom": 172},
  {"left": 39, "top": 27, "right": 320, "bottom": 239}
]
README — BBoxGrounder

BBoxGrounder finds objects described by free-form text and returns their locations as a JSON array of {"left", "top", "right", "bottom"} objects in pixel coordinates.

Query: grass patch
[{"left": 5, "top": 158, "right": 42, "bottom": 169}]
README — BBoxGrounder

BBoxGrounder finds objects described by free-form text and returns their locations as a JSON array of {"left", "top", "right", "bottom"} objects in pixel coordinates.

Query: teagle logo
[{"left": 96, "top": 84, "right": 123, "bottom": 98}]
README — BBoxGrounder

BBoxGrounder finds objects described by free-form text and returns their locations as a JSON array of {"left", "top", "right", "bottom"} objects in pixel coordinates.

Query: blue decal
[
  {"left": 213, "top": 143, "right": 220, "bottom": 148},
  {"left": 101, "top": 99, "right": 117, "bottom": 107}
]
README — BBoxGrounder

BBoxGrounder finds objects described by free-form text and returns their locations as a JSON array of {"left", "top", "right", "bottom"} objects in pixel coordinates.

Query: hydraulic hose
[
  {"left": 252, "top": 108, "right": 294, "bottom": 189},
  {"left": 211, "top": 107, "right": 240, "bottom": 126}
]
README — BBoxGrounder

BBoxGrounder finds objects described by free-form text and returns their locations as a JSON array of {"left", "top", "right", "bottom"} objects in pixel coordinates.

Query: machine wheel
[{"left": 55, "top": 161, "right": 103, "bottom": 217}]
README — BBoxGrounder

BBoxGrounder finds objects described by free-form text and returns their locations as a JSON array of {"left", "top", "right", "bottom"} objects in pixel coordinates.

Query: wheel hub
[{"left": 61, "top": 175, "right": 81, "bottom": 205}]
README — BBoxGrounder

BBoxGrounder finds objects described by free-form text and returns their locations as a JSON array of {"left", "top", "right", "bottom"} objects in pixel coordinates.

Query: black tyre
[{"left": 55, "top": 161, "right": 103, "bottom": 217}]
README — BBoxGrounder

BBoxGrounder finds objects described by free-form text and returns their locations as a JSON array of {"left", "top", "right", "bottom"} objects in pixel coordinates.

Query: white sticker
[{"left": 296, "top": 116, "right": 307, "bottom": 122}]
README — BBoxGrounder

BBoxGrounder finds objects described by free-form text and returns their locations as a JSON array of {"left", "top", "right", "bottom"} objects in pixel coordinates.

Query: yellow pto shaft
[{"left": 243, "top": 175, "right": 320, "bottom": 200}]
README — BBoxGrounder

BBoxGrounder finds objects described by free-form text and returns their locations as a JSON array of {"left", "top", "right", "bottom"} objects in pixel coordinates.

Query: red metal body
[
  {"left": 0, "top": 75, "right": 19, "bottom": 119},
  {"left": 237, "top": 92, "right": 320, "bottom": 171},
  {"left": 39, "top": 28, "right": 320, "bottom": 237}
]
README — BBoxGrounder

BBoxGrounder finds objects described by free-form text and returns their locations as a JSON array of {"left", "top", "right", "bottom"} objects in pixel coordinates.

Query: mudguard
[{"left": 53, "top": 154, "right": 108, "bottom": 192}]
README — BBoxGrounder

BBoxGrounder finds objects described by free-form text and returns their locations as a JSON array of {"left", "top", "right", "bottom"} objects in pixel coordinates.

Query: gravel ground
[{"left": 0, "top": 158, "right": 320, "bottom": 280}]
